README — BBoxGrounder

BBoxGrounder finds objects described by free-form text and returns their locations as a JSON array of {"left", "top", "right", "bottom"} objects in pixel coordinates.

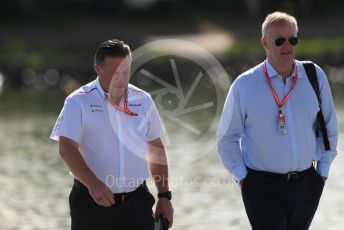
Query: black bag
[{"left": 302, "top": 61, "right": 331, "bottom": 151}]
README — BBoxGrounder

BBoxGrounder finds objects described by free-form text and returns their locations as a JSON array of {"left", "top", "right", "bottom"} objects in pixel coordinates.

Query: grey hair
[{"left": 262, "top": 12, "right": 298, "bottom": 38}]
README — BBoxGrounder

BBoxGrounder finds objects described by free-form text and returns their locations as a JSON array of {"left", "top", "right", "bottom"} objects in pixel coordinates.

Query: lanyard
[
  {"left": 107, "top": 91, "right": 137, "bottom": 116},
  {"left": 263, "top": 61, "right": 298, "bottom": 113}
]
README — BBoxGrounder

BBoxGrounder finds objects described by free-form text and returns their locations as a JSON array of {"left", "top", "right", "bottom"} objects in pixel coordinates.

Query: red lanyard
[
  {"left": 263, "top": 61, "right": 298, "bottom": 113},
  {"left": 107, "top": 91, "right": 137, "bottom": 116}
]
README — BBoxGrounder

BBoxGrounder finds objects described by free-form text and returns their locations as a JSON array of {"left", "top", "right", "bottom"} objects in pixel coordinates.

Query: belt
[
  {"left": 246, "top": 166, "right": 314, "bottom": 182},
  {"left": 73, "top": 179, "right": 148, "bottom": 203}
]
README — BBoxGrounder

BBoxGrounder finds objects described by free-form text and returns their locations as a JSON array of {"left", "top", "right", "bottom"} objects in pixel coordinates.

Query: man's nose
[
  {"left": 284, "top": 40, "right": 294, "bottom": 47},
  {"left": 112, "top": 73, "right": 124, "bottom": 81}
]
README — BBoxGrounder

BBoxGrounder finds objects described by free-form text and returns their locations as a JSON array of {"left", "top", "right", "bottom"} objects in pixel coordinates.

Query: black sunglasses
[{"left": 274, "top": 37, "right": 299, "bottom": 46}]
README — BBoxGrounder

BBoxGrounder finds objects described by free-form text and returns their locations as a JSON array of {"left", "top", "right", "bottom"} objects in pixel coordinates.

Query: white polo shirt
[{"left": 51, "top": 78, "right": 165, "bottom": 193}]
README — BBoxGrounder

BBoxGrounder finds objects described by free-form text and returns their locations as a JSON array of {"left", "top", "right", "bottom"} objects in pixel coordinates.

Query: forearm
[
  {"left": 147, "top": 138, "right": 174, "bottom": 226},
  {"left": 316, "top": 71, "right": 339, "bottom": 177},
  {"left": 147, "top": 138, "right": 169, "bottom": 193},
  {"left": 150, "top": 161, "right": 169, "bottom": 193},
  {"left": 217, "top": 80, "right": 246, "bottom": 183},
  {"left": 217, "top": 135, "right": 247, "bottom": 182},
  {"left": 59, "top": 137, "right": 99, "bottom": 187}
]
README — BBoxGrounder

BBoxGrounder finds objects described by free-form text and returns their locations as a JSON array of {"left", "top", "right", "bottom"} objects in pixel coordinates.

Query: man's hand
[
  {"left": 86, "top": 179, "right": 115, "bottom": 207},
  {"left": 155, "top": 198, "right": 174, "bottom": 228}
]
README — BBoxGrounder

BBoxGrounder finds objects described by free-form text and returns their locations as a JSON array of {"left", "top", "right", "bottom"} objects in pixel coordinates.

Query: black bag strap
[{"left": 302, "top": 61, "right": 331, "bottom": 150}]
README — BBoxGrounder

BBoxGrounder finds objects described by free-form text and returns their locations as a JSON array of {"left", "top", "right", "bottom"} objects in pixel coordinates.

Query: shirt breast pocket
[{"left": 127, "top": 114, "right": 148, "bottom": 140}]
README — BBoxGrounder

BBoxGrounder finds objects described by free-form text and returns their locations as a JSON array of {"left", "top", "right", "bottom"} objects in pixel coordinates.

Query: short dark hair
[{"left": 94, "top": 39, "right": 131, "bottom": 66}]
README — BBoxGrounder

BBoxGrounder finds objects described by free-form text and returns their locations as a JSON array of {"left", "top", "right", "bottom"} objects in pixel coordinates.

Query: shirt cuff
[
  {"left": 316, "top": 162, "right": 330, "bottom": 178},
  {"left": 232, "top": 165, "right": 248, "bottom": 184}
]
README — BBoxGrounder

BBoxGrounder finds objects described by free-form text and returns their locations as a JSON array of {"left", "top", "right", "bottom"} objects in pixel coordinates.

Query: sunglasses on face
[{"left": 274, "top": 37, "right": 299, "bottom": 46}]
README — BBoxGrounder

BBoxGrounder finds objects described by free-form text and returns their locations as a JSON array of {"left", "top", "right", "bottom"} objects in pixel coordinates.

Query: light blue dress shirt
[{"left": 217, "top": 59, "right": 338, "bottom": 183}]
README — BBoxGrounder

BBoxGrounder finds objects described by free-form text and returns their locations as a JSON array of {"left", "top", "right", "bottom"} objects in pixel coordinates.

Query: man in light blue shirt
[{"left": 217, "top": 12, "right": 338, "bottom": 230}]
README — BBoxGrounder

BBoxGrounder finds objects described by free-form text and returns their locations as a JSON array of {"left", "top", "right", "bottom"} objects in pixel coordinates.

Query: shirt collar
[
  {"left": 95, "top": 77, "right": 107, "bottom": 99},
  {"left": 294, "top": 60, "right": 303, "bottom": 78},
  {"left": 265, "top": 59, "right": 303, "bottom": 79}
]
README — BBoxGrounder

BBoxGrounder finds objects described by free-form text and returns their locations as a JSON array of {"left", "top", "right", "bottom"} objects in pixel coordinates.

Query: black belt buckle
[{"left": 286, "top": 172, "right": 299, "bottom": 181}]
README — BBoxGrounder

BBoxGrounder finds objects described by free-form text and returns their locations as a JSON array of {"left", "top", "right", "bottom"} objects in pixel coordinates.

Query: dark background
[{"left": 1, "top": 0, "right": 343, "bottom": 95}]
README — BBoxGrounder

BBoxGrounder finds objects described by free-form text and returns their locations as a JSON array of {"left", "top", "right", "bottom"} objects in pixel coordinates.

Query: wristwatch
[{"left": 157, "top": 191, "right": 172, "bottom": 200}]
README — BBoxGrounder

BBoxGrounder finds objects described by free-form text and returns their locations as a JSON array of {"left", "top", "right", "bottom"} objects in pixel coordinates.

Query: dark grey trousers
[
  {"left": 241, "top": 166, "right": 325, "bottom": 230},
  {"left": 69, "top": 182, "right": 155, "bottom": 230}
]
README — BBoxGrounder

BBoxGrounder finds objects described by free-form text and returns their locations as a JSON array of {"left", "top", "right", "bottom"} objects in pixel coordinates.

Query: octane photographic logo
[{"left": 108, "top": 39, "right": 231, "bottom": 165}]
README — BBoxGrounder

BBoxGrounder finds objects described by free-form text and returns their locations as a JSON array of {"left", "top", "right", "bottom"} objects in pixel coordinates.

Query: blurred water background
[{"left": 0, "top": 1, "right": 344, "bottom": 229}]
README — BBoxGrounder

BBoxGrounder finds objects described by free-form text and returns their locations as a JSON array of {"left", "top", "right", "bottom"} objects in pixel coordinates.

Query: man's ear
[
  {"left": 94, "top": 64, "right": 101, "bottom": 73},
  {"left": 261, "top": 36, "right": 267, "bottom": 50}
]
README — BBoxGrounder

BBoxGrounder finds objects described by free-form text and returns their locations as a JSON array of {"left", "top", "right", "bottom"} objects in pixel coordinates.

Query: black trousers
[
  {"left": 69, "top": 182, "right": 155, "bottom": 230},
  {"left": 241, "top": 166, "right": 325, "bottom": 230}
]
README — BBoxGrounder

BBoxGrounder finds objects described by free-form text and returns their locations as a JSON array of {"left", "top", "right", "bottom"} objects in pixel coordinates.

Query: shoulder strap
[
  {"left": 303, "top": 61, "right": 321, "bottom": 103},
  {"left": 302, "top": 61, "right": 331, "bottom": 151}
]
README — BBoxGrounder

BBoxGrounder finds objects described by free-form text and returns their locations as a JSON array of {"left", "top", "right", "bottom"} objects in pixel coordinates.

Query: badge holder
[{"left": 278, "top": 108, "right": 286, "bottom": 135}]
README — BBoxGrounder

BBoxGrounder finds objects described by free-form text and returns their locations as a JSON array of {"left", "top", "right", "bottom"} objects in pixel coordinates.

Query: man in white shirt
[{"left": 51, "top": 39, "right": 173, "bottom": 230}]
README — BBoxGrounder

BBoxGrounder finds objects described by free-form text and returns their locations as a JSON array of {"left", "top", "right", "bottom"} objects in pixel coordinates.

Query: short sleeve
[
  {"left": 50, "top": 96, "right": 82, "bottom": 144},
  {"left": 145, "top": 96, "right": 165, "bottom": 141}
]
